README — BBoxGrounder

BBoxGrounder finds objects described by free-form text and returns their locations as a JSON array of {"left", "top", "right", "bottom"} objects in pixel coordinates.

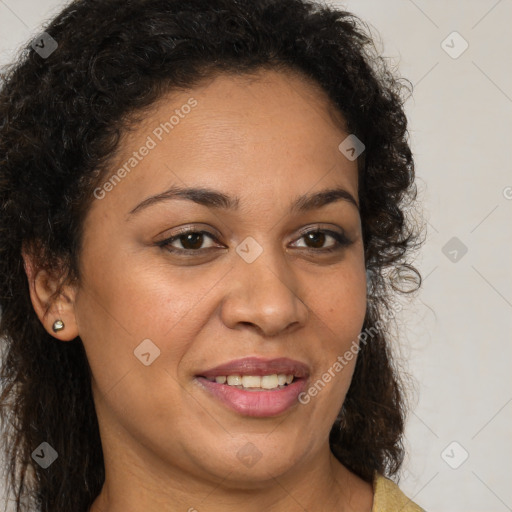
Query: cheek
[
  {"left": 311, "top": 263, "right": 367, "bottom": 348},
  {"left": 299, "top": 264, "right": 367, "bottom": 412},
  {"left": 75, "top": 250, "right": 223, "bottom": 391}
]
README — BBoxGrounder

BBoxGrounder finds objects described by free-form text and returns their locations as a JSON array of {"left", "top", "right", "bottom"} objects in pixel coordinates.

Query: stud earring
[{"left": 52, "top": 319, "right": 65, "bottom": 332}]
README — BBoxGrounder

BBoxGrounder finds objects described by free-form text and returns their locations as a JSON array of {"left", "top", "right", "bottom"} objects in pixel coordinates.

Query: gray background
[{"left": 1, "top": 1, "right": 511, "bottom": 511}]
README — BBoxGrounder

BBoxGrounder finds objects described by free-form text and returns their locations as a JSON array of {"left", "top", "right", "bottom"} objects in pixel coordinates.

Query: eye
[
  {"left": 157, "top": 229, "right": 220, "bottom": 253},
  {"left": 291, "top": 228, "right": 352, "bottom": 253},
  {"left": 156, "top": 226, "right": 352, "bottom": 255}
]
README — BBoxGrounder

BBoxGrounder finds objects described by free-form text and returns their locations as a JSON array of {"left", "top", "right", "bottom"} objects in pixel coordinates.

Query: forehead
[
  {"left": 122, "top": 67, "right": 348, "bottom": 156},
  {"left": 90, "top": 68, "right": 358, "bottom": 219}
]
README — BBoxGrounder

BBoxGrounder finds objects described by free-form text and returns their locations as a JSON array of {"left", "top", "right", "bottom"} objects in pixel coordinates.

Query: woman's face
[{"left": 73, "top": 69, "right": 366, "bottom": 486}]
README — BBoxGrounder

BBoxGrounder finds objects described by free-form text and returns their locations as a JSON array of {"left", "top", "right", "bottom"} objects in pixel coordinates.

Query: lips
[
  {"left": 195, "top": 357, "right": 310, "bottom": 417},
  {"left": 197, "top": 356, "right": 310, "bottom": 379}
]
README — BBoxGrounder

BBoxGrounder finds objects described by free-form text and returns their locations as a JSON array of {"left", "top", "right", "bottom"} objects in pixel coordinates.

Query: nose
[{"left": 220, "top": 244, "right": 309, "bottom": 337}]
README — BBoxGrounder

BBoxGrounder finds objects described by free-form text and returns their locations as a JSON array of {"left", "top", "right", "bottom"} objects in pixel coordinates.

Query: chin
[{"left": 184, "top": 438, "right": 305, "bottom": 488}]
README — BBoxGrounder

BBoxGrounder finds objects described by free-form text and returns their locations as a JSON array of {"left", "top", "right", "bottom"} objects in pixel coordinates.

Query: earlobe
[{"left": 22, "top": 250, "right": 79, "bottom": 342}]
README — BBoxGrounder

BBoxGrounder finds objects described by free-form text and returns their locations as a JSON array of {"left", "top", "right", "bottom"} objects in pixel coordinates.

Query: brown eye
[
  {"left": 157, "top": 227, "right": 352, "bottom": 256},
  {"left": 176, "top": 232, "right": 206, "bottom": 250},
  {"left": 303, "top": 231, "right": 327, "bottom": 249},
  {"left": 293, "top": 229, "right": 352, "bottom": 252},
  {"left": 157, "top": 230, "right": 219, "bottom": 253}
]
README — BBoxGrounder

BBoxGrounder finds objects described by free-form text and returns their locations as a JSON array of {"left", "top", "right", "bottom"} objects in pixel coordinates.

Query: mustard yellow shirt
[{"left": 372, "top": 473, "right": 425, "bottom": 511}]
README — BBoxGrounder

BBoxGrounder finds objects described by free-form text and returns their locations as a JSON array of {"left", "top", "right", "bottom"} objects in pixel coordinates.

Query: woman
[{"left": 0, "top": 0, "right": 425, "bottom": 511}]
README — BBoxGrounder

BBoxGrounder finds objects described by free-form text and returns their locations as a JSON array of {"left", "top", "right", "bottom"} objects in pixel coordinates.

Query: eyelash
[{"left": 156, "top": 227, "right": 353, "bottom": 255}]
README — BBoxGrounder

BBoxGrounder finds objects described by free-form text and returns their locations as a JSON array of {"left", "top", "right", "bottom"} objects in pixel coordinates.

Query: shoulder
[{"left": 372, "top": 473, "right": 426, "bottom": 512}]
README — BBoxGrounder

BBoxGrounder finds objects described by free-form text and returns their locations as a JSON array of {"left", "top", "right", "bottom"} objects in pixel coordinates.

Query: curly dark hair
[{"left": 0, "top": 0, "right": 424, "bottom": 511}]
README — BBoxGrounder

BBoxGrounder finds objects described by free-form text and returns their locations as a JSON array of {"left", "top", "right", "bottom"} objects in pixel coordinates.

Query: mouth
[
  {"left": 199, "top": 373, "right": 299, "bottom": 390},
  {"left": 195, "top": 357, "right": 310, "bottom": 417}
]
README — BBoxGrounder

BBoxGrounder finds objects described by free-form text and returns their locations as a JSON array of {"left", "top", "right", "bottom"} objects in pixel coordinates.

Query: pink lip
[
  {"left": 195, "top": 357, "right": 310, "bottom": 418},
  {"left": 196, "top": 377, "right": 307, "bottom": 417},
  {"left": 197, "top": 356, "right": 310, "bottom": 379}
]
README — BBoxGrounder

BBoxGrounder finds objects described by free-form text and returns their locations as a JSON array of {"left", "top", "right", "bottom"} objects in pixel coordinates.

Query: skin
[{"left": 23, "top": 68, "right": 373, "bottom": 511}]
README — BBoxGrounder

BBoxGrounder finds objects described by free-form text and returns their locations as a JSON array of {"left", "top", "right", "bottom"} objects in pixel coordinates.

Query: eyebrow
[{"left": 128, "top": 184, "right": 359, "bottom": 216}]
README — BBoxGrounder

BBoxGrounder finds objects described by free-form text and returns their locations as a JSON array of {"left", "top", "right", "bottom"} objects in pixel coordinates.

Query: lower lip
[{"left": 196, "top": 377, "right": 307, "bottom": 417}]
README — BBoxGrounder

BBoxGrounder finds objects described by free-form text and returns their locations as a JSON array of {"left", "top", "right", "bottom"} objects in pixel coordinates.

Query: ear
[{"left": 22, "top": 248, "right": 79, "bottom": 342}]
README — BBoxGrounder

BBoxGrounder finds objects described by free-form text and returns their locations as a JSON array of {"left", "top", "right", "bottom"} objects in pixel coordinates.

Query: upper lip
[{"left": 197, "top": 357, "right": 310, "bottom": 379}]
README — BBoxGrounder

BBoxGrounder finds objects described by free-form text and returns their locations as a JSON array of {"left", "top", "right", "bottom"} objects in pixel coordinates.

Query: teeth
[
  {"left": 227, "top": 375, "right": 242, "bottom": 386},
  {"left": 207, "top": 374, "right": 295, "bottom": 390},
  {"left": 241, "top": 375, "right": 260, "bottom": 388},
  {"left": 261, "top": 374, "right": 278, "bottom": 389}
]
